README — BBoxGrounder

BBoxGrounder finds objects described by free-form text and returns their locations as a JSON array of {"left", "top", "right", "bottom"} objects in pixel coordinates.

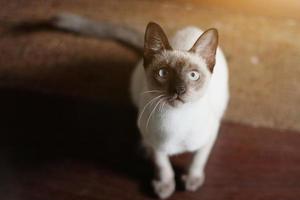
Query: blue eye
[
  {"left": 158, "top": 68, "right": 168, "bottom": 78},
  {"left": 188, "top": 71, "right": 200, "bottom": 81}
]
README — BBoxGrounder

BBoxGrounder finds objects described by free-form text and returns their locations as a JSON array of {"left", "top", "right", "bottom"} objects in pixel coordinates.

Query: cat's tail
[{"left": 49, "top": 12, "right": 143, "bottom": 52}]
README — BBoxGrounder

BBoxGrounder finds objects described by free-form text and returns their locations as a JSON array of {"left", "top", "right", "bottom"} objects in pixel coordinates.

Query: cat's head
[{"left": 143, "top": 22, "right": 218, "bottom": 107}]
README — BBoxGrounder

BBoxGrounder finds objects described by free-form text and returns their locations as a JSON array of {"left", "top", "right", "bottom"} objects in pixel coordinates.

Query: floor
[
  {"left": 1, "top": 0, "right": 300, "bottom": 199},
  {"left": 1, "top": 89, "right": 300, "bottom": 200},
  {"left": 1, "top": 0, "right": 300, "bottom": 131}
]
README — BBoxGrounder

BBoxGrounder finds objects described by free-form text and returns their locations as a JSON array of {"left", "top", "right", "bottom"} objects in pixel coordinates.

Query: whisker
[
  {"left": 137, "top": 94, "right": 164, "bottom": 127},
  {"left": 162, "top": 101, "right": 166, "bottom": 111},
  {"left": 145, "top": 98, "right": 164, "bottom": 133},
  {"left": 159, "top": 100, "right": 167, "bottom": 112},
  {"left": 140, "top": 90, "right": 163, "bottom": 96}
]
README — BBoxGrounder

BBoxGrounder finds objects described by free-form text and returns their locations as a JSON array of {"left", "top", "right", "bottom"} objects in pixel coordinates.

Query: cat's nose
[{"left": 175, "top": 85, "right": 186, "bottom": 95}]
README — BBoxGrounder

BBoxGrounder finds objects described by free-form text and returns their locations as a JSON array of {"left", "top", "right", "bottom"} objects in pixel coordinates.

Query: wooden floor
[{"left": 1, "top": 88, "right": 300, "bottom": 200}]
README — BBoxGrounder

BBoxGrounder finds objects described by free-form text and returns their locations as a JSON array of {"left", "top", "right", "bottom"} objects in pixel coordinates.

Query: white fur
[
  {"left": 130, "top": 26, "right": 229, "bottom": 155},
  {"left": 130, "top": 26, "right": 229, "bottom": 197},
  {"left": 51, "top": 13, "right": 229, "bottom": 197}
]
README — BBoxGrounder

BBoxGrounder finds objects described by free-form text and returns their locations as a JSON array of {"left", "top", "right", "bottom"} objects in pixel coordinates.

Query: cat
[{"left": 50, "top": 13, "right": 229, "bottom": 199}]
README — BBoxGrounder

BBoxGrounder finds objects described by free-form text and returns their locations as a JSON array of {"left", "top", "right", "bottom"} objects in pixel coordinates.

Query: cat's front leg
[
  {"left": 152, "top": 150, "right": 175, "bottom": 199},
  {"left": 182, "top": 148, "right": 206, "bottom": 192},
  {"left": 183, "top": 130, "right": 218, "bottom": 191}
]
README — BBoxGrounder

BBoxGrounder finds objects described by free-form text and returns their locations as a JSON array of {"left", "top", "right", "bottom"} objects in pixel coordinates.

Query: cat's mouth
[{"left": 167, "top": 94, "right": 185, "bottom": 106}]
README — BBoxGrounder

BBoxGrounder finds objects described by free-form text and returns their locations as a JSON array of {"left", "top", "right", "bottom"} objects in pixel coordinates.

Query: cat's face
[
  {"left": 145, "top": 51, "right": 211, "bottom": 106},
  {"left": 143, "top": 22, "right": 218, "bottom": 107}
]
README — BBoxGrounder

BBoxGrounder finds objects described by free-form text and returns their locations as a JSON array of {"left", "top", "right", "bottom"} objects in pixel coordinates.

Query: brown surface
[
  {"left": 1, "top": 1, "right": 300, "bottom": 200},
  {"left": 176, "top": 0, "right": 300, "bottom": 20},
  {"left": 1, "top": 89, "right": 300, "bottom": 200},
  {"left": 1, "top": 0, "right": 300, "bottom": 131}
]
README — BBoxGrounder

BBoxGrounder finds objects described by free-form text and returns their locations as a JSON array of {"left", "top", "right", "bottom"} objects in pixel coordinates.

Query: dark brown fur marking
[
  {"left": 143, "top": 22, "right": 172, "bottom": 66},
  {"left": 143, "top": 23, "right": 218, "bottom": 104},
  {"left": 189, "top": 28, "right": 218, "bottom": 72},
  {"left": 146, "top": 55, "right": 206, "bottom": 99}
]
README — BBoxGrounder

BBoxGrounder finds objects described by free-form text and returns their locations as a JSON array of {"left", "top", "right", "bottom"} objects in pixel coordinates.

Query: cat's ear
[
  {"left": 144, "top": 22, "right": 172, "bottom": 66},
  {"left": 189, "top": 28, "right": 218, "bottom": 72}
]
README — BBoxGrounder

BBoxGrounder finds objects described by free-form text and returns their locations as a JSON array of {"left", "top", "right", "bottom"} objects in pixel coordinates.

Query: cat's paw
[
  {"left": 152, "top": 179, "right": 175, "bottom": 199},
  {"left": 182, "top": 173, "right": 205, "bottom": 192}
]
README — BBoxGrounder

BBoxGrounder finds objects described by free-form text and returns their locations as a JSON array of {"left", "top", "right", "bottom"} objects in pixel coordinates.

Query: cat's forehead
[{"left": 152, "top": 50, "right": 206, "bottom": 70}]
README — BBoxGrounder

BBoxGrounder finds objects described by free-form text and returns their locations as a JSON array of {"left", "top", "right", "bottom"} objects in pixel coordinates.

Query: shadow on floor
[{"left": 0, "top": 87, "right": 163, "bottom": 198}]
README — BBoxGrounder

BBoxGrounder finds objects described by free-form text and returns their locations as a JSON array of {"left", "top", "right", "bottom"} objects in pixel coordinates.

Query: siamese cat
[{"left": 50, "top": 13, "right": 229, "bottom": 199}]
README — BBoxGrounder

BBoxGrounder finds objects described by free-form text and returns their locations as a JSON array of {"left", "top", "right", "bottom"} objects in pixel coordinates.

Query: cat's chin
[
  {"left": 166, "top": 94, "right": 186, "bottom": 107},
  {"left": 168, "top": 98, "right": 185, "bottom": 107}
]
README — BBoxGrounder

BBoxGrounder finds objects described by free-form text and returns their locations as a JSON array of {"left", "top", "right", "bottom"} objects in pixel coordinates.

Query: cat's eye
[
  {"left": 188, "top": 71, "right": 200, "bottom": 81},
  {"left": 158, "top": 68, "right": 168, "bottom": 78}
]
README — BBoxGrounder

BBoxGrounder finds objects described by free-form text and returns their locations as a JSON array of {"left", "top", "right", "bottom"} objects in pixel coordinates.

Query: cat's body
[
  {"left": 131, "top": 27, "right": 228, "bottom": 155},
  {"left": 49, "top": 13, "right": 229, "bottom": 199}
]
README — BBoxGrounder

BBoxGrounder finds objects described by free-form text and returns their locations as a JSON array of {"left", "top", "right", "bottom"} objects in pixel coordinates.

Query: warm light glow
[{"left": 175, "top": 0, "right": 300, "bottom": 19}]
